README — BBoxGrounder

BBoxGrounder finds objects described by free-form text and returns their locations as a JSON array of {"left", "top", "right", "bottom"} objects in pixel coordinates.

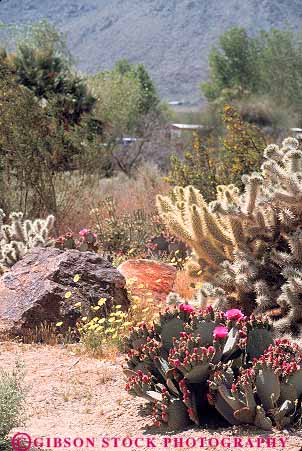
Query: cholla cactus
[
  {"left": 156, "top": 185, "right": 235, "bottom": 281},
  {"left": 123, "top": 305, "right": 302, "bottom": 431},
  {"left": 0, "top": 209, "right": 55, "bottom": 271},
  {"left": 157, "top": 138, "right": 302, "bottom": 335}
]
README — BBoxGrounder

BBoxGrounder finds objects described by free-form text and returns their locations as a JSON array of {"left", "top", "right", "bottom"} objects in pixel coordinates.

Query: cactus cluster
[
  {"left": 123, "top": 305, "right": 302, "bottom": 430},
  {"left": 157, "top": 138, "right": 302, "bottom": 335},
  {"left": 55, "top": 229, "right": 98, "bottom": 253},
  {"left": 0, "top": 209, "right": 55, "bottom": 271}
]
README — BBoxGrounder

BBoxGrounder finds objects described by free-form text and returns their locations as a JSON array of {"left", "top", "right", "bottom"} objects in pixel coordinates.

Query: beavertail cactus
[
  {"left": 122, "top": 305, "right": 301, "bottom": 431},
  {"left": 209, "top": 338, "right": 302, "bottom": 430}
]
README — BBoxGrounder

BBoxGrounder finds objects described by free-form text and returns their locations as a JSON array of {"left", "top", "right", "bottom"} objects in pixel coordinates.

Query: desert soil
[{"left": 1, "top": 342, "right": 301, "bottom": 451}]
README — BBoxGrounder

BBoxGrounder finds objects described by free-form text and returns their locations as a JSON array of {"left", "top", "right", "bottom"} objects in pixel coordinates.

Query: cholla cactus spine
[{"left": 0, "top": 210, "right": 55, "bottom": 271}]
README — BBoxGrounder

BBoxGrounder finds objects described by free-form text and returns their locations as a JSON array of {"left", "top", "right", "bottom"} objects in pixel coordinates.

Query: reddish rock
[
  {"left": 118, "top": 259, "right": 177, "bottom": 302},
  {"left": 0, "top": 247, "right": 129, "bottom": 336}
]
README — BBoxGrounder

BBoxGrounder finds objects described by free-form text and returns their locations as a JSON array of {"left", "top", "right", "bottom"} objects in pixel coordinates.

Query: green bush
[{"left": 0, "top": 363, "right": 26, "bottom": 440}]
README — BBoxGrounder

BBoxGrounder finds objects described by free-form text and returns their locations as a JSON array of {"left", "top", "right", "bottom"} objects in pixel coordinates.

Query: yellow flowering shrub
[
  {"left": 74, "top": 277, "right": 161, "bottom": 356},
  {"left": 167, "top": 106, "right": 267, "bottom": 200}
]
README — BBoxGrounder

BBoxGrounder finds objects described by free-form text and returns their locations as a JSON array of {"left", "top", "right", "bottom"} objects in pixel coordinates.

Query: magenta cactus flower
[
  {"left": 225, "top": 308, "right": 244, "bottom": 321},
  {"left": 213, "top": 325, "right": 228, "bottom": 339},
  {"left": 179, "top": 303, "right": 195, "bottom": 313},
  {"left": 79, "top": 228, "right": 89, "bottom": 236}
]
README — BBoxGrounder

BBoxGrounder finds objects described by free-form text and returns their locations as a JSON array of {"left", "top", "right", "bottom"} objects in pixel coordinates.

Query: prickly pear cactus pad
[
  {"left": 157, "top": 138, "right": 302, "bottom": 336},
  {"left": 123, "top": 305, "right": 302, "bottom": 431}
]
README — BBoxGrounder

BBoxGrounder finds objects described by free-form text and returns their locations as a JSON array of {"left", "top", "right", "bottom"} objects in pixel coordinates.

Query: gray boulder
[{"left": 0, "top": 247, "right": 129, "bottom": 337}]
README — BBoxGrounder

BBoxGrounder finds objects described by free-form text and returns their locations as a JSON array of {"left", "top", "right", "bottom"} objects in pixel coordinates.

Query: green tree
[
  {"left": 1, "top": 21, "right": 95, "bottom": 127},
  {"left": 256, "top": 28, "right": 302, "bottom": 115},
  {"left": 114, "top": 60, "right": 160, "bottom": 117},
  {"left": 202, "top": 26, "right": 302, "bottom": 121},
  {"left": 202, "top": 27, "right": 259, "bottom": 101},
  {"left": 87, "top": 61, "right": 163, "bottom": 176},
  {"left": 0, "top": 66, "right": 59, "bottom": 216},
  {"left": 88, "top": 70, "right": 141, "bottom": 137}
]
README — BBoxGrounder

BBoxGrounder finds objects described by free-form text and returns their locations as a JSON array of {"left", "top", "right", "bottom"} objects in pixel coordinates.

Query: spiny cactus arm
[
  {"left": 201, "top": 206, "right": 233, "bottom": 246},
  {"left": 185, "top": 185, "right": 206, "bottom": 209},
  {"left": 0, "top": 209, "right": 5, "bottom": 238},
  {"left": 262, "top": 159, "right": 301, "bottom": 196},
  {"left": 10, "top": 212, "right": 26, "bottom": 243},
  {"left": 45, "top": 214, "right": 55, "bottom": 231},
  {"left": 156, "top": 195, "right": 175, "bottom": 215},
  {"left": 161, "top": 214, "right": 194, "bottom": 246},
  {"left": 254, "top": 280, "right": 276, "bottom": 313},
  {"left": 287, "top": 231, "right": 302, "bottom": 262},
  {"left": 225, "top": 216, "right": 246, "bottom": 249},
  {"left": 241, "top": 173, "right": 263, "bottom": 216},
  {"left": 1, "top": 225, "right": 12, "bottom": 243}
]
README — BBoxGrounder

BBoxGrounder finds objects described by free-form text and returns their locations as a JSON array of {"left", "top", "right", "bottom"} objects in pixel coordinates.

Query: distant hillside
[{"left": 1, "top": 0, "right": 302, "bottom": 102}]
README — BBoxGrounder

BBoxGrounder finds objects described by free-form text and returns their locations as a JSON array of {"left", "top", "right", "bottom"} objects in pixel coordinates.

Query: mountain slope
[{"left": 1, "top": 0, "right": 302, "bottom": 101}]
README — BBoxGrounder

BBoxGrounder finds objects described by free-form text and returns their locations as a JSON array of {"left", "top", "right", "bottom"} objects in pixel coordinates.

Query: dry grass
[{"left": 55, "top": 163, "right": 169, "bottom": 234}]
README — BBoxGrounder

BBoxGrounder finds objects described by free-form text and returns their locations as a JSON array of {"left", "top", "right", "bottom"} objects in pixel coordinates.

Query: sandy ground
[{"left": 0, "top": 342, "right": 301, "bottom": 451}]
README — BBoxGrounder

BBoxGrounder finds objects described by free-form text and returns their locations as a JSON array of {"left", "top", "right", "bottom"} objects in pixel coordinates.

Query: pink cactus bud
[
  {"left": 208, "top": 346, "right": 215, "bottom": 354},
  {"left": 161, "top": 412, "right": 168, "bottom": 421},
  {"left": 79, "top": 228, "right": 89, "bottom": 236},
  {"left": 207, "top": 393, "right": 214, "bottom": 404}
]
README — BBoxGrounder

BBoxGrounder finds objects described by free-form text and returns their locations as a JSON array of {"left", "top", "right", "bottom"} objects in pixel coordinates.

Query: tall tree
[{"left": 202, "top": 27, "right": 259, "bottom": 101}]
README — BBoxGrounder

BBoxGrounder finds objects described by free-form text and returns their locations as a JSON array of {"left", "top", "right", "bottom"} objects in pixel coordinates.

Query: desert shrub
[
  {"left": 221, "top": 105, "right": 266, "bottom": 189},
  {"left": 157, "top": 137, "right": 302, "bottom": 337},
  {"left": 234, "top": 96, "right": 297, "bottom": 131},
  {"left": 90, "top": 197, "right": 162, "bottom": 258},
  {"left": 167, "top": 106, "right": 266, "bottom": 200},
  {"left": 53, "top": 163, "right": 168, "bottom": 234},
  {"left": 167, "top": 133, "right": 220, "bottom": 202},
  {"left": 0, "top": 363, "right": 26, "bottom": 440}
]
